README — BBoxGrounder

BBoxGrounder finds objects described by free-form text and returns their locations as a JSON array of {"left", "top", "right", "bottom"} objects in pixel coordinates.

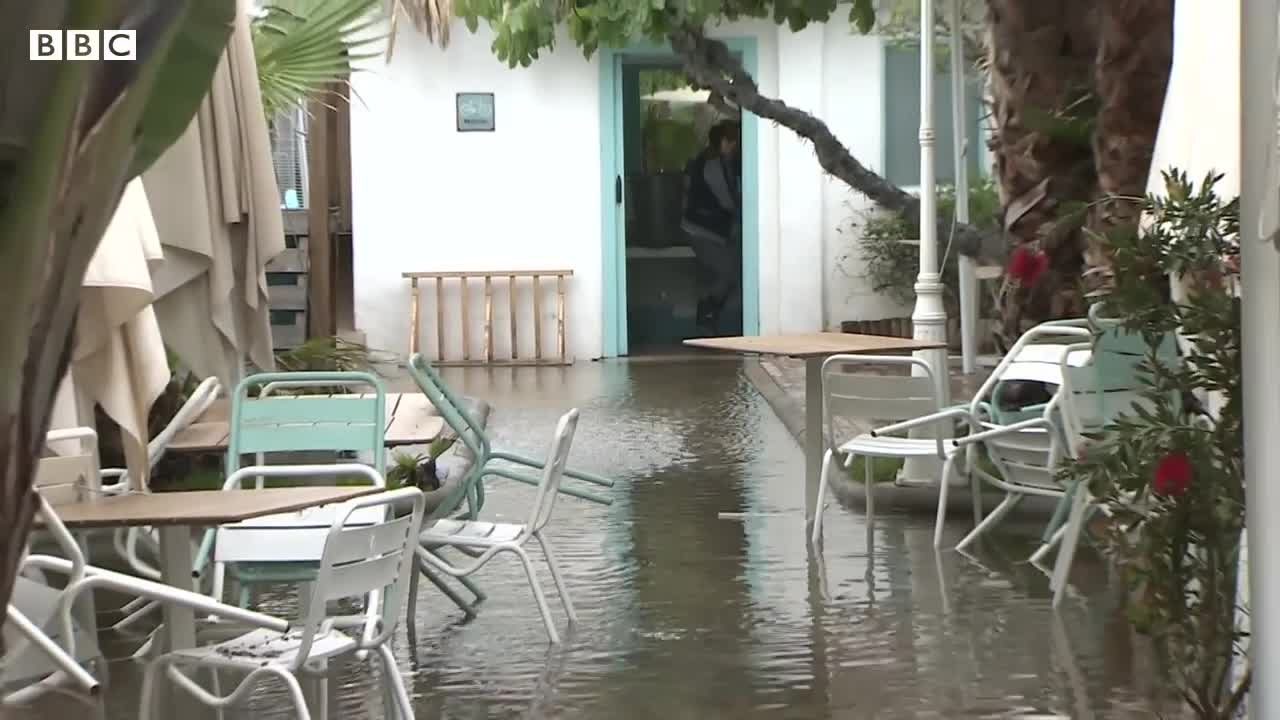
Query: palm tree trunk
[
  {"left": 1084, "top": 0, "right": 1175, "bottom": 300},
  {"left": 984, "top": 0, "right": 1100, "bottom": 345}
]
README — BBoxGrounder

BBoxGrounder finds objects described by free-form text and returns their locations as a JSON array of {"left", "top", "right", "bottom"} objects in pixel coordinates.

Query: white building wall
[
  {"left": 820, "top": 29, "right": 913, "bottom": 324},
  {"left": 350, "top": 17, "right": 896, "bottom": 360}
]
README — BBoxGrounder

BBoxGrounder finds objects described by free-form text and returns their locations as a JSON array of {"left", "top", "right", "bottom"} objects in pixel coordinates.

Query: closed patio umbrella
[
  {"left": 50, "top": 179, "right": 170, "bottom": 491},
  {"left": 142, "top": 0, "right": 285, "bottom": 388}
]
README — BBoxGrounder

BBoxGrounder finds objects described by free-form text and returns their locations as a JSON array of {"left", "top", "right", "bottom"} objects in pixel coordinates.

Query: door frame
[{"left": 599, "top": 38, "right": 760, "bottom": 358}]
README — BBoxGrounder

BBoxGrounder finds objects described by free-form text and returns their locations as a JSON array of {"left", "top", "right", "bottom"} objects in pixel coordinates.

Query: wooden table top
[
  {"left": 41, "top": 486, "right": 382, "bottom": 529},
  {"left": 683, "top": 332, "right": 948, "bottom": 359},
  {"left": 169, "top": 392, "right": 445, "bottom": 453}
]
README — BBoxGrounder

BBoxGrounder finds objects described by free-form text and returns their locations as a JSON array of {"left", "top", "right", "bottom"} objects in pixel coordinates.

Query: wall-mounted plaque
[{"left": 456, "top": 92, "right": 495, "bottom": 132}]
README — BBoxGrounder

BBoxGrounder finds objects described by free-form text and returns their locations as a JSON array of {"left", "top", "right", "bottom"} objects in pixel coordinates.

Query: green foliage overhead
[{"left": 454, "top": 0, "right": 875, "bottom": 67}]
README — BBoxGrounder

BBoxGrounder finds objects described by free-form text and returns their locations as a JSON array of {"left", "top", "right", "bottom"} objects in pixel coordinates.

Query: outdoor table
[
  {"left": 684, "top": 332, "right": 948, "bottom": 527},
  {"left": 167, "top": 391, "right": 445, "bottom": 453}
]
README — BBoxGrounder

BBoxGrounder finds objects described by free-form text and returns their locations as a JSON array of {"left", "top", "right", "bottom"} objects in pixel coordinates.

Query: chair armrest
[
  {"left": 952, "top": 417, "right": 1053, "bottom": 447},
  {"left": 487, "top": 450, "right": 615, "bottom": 488},
  {"left": 483, "top": 466, "right": 614, "bottom": 505},
  {"left": 870, "top": 407, "right": 972, "bottom": 438},
  {"left": 221, "top": 463, "right": 386, "bottom": 490}
]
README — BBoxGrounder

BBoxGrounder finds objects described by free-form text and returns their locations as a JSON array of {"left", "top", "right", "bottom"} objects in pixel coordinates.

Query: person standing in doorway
[{"left": 682, "top": 120, "right": 741, "bottom": 331}]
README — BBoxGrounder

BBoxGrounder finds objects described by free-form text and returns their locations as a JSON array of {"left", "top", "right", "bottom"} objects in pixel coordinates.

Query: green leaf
[{"left": 130, "top": 0, "right": 238, "bottom": 177}]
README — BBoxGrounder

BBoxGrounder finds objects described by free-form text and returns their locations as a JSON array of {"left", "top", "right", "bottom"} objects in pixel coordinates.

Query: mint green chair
[
  {"left": 195, "top": 371, "right": 388, "bottom": 607},
  {"left": 404, "top": 354, "right": 614, "bottom": 618},
  {"left": 406, "top": 354, "right": 613, "bottom": 515}
]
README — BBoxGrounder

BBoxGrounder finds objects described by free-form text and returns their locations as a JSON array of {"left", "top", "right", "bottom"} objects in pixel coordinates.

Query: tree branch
[{"left": 667, "top": 25, "right": 1000, "bottom": 259}]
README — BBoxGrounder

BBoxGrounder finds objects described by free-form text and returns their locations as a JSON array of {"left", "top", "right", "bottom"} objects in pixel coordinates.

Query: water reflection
[{"left": 66, "top": 359, "right": 1176, "bottom": 719}]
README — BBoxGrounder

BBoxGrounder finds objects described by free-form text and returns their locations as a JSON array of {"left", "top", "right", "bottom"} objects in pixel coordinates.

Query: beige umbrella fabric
[
  {"left": 142, "top": 0, "right": 284, "bottom": 388},
  {"left": 50, "top": 179, "right": 170, "bottom": 491}
]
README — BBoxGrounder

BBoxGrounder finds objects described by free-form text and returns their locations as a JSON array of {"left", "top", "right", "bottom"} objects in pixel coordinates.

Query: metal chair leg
[
  {"left": 933, "top": 456, "right": 955, "bottom": 548},
  {"left": 955, "top": 492, "right": 1024, "bottom": 552},
  {"left": 536, "top": 533, "right": 576, "bottom": 625},
  {"left": 513, "top": 547, "right": 559, "bottom": 644},
  {"left": 811, "top": 450, "right": 835, "bottom": 546}
]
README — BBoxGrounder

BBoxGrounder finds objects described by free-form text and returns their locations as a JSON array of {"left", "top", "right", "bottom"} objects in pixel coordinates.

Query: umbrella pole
[
  {"left": 1242, "top": 0, "right": 1279, "bottom": 712},
  {"left": 949, "top": 0, "right": 977, "bottom": 375}
]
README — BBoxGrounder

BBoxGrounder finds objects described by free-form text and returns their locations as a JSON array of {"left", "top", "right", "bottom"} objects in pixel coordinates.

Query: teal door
[{"left": 599, "top": 40, "right": 760, "bottom": 358}]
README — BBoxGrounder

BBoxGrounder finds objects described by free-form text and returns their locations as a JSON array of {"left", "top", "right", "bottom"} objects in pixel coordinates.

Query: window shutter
[
  {"left": 883, "top": 45, "right": 984, "bottom": 188},
  {"left": 269, "top": 107, "right": 310, "bottom": 208}
]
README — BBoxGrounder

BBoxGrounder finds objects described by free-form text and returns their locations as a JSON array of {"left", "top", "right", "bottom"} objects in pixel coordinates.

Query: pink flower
[
  {"left": 1152, "top": 452, "right": 1192, "bottom": 497},
  {"left": 1008, "top": 246, "right": 1050, "bottom": 286}
]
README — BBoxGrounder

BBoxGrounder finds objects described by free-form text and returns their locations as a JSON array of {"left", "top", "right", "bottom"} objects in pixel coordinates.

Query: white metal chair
[
  {"left": 810, "top": 355, "right": 967, "bottom": 547},
  {"left": 922, "top": 322, "right": 1095, "bottom": 552},
  {"left": 413, "top": 409, "right": 580, "bottom": 644},
  {"left": 3, "top": 495, "right": 100, "bottom": 705},
  {"left": 1041, "top": 316, "right": 1180, "bottom": 607},
  {"left": 139, "top": 487, "right": 426, "bottom": 720}
]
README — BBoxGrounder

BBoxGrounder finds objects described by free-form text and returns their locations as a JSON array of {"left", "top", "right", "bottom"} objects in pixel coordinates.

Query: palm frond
[
  {"left": 252, "top": 0, "right": 385, "bottom": 118},
  {"left": 385, "top": 0, "right": 453, "bottom": 61}
]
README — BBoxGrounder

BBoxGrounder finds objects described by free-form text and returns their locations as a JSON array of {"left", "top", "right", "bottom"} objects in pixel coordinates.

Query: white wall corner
[{"left": 775, "top": 24, "right": 827, "bottom": 333}]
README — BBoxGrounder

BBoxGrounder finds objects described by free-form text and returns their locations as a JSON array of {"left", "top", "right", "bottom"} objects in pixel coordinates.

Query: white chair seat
[
  {"left": 168, "top": 627, "right": 356, "bottom": 668},
  {"left": 838, "top": 434, "right": 956, "bottom": 458},
  {"left": 422, "top": 519, "right": 524, "bottom": 546}
]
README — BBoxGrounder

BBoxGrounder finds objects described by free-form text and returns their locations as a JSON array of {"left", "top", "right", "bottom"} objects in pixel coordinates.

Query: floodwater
[{"left": 24, "top": 359, "right": 1177, "bottom": 719}]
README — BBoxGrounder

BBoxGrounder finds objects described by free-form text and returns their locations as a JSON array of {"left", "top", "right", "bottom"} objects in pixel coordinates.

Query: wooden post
[
  {"left": 532, "top": 275, "right": 543, "bottom": 361},
  {"left": 459, "top": 277, "right": 470, "bottom": 362},
  {"left": 508, "top": 274, "right": 518, "bottom": 360},
  {"left": 408, "top": 277, "right": 420, "bottom": 355},
  {"left": 435, "top": 276, "right": 445, "bottom": 361},
  {"left": 556, "top": 273, "right": 567, "bottom": 363},
  {"left": 332, "top": 81, "right": 356, "bottom": 331},
  {"left": 306, "top": 96, "right": 334, "bottom": 339},
  {"left": 483, "top": 275, "right": 494, "bottom": 363}
]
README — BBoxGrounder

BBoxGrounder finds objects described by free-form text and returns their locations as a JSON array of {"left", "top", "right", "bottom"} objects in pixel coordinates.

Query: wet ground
[{"left": 23, "top": 359, "right": 1177, "bottom": 719}]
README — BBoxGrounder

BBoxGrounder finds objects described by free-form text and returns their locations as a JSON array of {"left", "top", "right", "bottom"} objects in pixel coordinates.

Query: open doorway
[{"left": 622, "top": 64, "right": 743, "bottom": 353}]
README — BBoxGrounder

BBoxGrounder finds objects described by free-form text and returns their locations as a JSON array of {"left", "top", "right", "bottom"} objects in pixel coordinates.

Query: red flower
[
  {"left": 1152, "top": 452, "right": 1193, "bottom": 497},
  {"left": 1007, "top": 245, "right": 1050, "bottom": 286}
]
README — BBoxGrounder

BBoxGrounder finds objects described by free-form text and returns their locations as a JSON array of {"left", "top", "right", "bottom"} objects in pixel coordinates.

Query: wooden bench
[{"left": 404, "top": 270, "right": 573, "bottom": 366}]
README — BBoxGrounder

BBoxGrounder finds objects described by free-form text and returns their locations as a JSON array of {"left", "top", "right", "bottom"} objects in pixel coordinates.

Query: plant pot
[{"left": 840, "top": 318, "right": 912, "bottom": 338}]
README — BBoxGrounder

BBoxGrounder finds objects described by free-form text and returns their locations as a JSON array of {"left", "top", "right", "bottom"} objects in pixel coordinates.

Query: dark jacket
[{"left": 682, "top": 152, "right": 740, "bottom": 241}]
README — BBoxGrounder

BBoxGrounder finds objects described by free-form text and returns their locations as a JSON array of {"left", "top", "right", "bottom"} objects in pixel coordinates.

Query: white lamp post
[
  {"left": 902, "top": 0, "right": 952, "bottom": 484},
  {"left": 1242, "top": 0, "right": 1279, "bottom": 713}
]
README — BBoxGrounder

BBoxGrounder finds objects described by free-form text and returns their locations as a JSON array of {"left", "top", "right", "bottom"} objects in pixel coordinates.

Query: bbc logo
[{"left": 30, "top": 30, "right": 137, "bottom": 61}]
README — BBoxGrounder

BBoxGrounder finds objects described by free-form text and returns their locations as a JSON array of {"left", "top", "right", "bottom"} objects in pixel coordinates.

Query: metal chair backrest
[
  {"left": 525, "top": 409, "right": 579, "bottom": 534},
  {"left": 36, "top": 428, "right": 99, "bottom": 507},
  {"left": 972, "top": 321, "right": 1094, "bottom": 425},
  {"left": 406, "top": 354, "right": 489, "bottom": 517},
  {"left": 821, "top": 355, "right": 943, "bottom": 453},
  {"left": 228, "top": 371, "right": 387, "bottom": 479},
  {"left": 297, "top": 488, "right": 425, "bottom": 662},
  {"left": 1063, "top": 307, "right": 1180, "bottom": 431},
  {"left": 148, "top": 376, "right": 220, "bottom": 470},
  {"left": 976, "top": 417, "right": 1069, "bottom": 492}
]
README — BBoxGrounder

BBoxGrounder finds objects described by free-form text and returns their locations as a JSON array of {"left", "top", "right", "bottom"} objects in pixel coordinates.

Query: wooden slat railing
[{"left": 404, "top": 270, "right": 573, "bottom": 366}]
